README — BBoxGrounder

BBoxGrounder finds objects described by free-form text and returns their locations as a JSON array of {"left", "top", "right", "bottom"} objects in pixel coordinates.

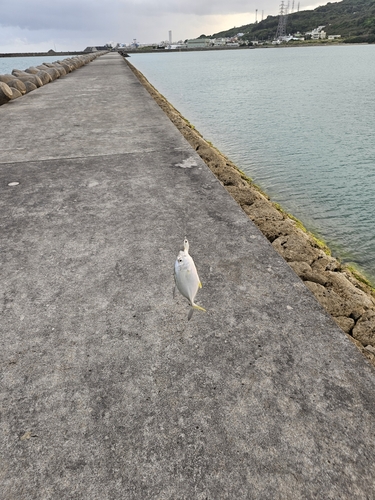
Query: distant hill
[{"left": 209, "top": 0, "right": 375, "bottom": 43}]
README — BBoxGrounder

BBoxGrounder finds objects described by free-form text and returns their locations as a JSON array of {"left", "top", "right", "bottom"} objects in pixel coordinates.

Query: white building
[
  {"left": 212, "top": 38, "right": 227, "bottom": 46},
  {"left": 186, "top": 38, "right": 212, "bottom": 49},
  {"left": 306, "top": 26, "right": 327, "bottom": 40}
]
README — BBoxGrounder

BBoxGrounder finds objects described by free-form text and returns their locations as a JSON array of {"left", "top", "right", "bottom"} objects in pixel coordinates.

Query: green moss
[
  {"left": 239, "top": 171, "right": 253, "bottom": 183},
  {"left": 311, "top": 235, "right": 332, "bottom": 255},
  {"left": 272, "top": 202, "right": 289, "bottom": 217},
  {"left": 271, "top": 205, "right": 332, "bottom": 255},
  {"left": 287, "top": 213, "right": 308, "bottom": 232},
  {"left": 235, "top": 167, "right": 269, "bottom": 197},
  {"left": 345, "top": 264, "right": 375, "bottom": 291}
]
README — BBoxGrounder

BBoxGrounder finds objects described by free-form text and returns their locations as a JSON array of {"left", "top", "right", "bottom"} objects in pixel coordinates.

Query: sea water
[
  {"left": 0, "top": 56, "right": 64, "bottom": 75},
  {"left": 130, "top": 46, "right": 375, "bottom": 283}
]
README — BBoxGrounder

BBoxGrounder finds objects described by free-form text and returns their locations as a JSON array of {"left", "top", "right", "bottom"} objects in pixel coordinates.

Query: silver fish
[{"left": 174, "top": 238, "right": 206, "bottom": 320}]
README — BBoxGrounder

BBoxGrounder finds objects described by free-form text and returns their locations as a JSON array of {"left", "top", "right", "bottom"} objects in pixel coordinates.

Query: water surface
[
  {"left": 0, "top": 56, "right": 65, "bottom": 75},
  {"left": 130, "top": 46, "right": 375, "bottom": 283}
]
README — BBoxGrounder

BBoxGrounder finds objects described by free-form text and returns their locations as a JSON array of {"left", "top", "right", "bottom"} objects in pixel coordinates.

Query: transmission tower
[{"left": 275, "top": 1, "right": 288, "bottom": 40}]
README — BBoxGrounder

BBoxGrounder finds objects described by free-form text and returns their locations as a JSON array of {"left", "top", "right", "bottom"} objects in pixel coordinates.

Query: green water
[{"left": 131, "top": 46, "right": 375, "bottom": 283}]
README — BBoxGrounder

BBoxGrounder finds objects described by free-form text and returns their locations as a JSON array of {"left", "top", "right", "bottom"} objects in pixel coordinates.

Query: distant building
[
  {"left": 313, "top": 30, "right": 326, "bottom": 39},
  {"left": 166, "top": 44, "right": 187, "bottom": 50},
  {"left": 84, "top": 46, "right": 109, "bottom": 52},
  {"left": 186, "top": 38, "right": 212, "bottom": 49},
  {"left": 212, "top": 38, "right": 227, "bottom": 46},
  {"left": 272, "top": 35, "right": 294, "bottom": 43},
  {"left": 306, "top": 26, "right": 326, "bottom": 40}
]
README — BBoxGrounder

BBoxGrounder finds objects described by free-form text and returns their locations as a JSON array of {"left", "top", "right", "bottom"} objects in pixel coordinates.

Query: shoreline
[
  {"left": 120, "top": 42, "right": 369, "bottom": 55},
  {"left": 124, "top": 57, "right": 375, "bottom": 369},
  {"left": 0, "top": 51, "right": 88, "bottom": 58}
]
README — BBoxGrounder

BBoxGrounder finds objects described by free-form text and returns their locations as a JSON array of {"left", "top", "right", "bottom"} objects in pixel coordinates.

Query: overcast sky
[{"left": 1, "top": 0, "right": 328, "bottom": 52}]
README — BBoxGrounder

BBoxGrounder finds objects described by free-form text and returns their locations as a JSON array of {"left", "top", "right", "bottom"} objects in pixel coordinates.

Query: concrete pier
[{"left": 1, "top": 52, "right": 375, "bottom": 499}]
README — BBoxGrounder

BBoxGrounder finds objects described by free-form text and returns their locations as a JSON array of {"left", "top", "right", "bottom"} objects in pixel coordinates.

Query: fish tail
[
  {"left": 188, "top": 303, "right": 206, "bottom": 320},
  {"left": 193, "top": 303, "right": 206, "bottom": 312}
]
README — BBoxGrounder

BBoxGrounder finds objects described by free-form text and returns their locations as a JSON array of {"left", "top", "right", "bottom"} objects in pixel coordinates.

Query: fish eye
[{"left": 178, "top": 258, "right": 182, "bottom": 263}]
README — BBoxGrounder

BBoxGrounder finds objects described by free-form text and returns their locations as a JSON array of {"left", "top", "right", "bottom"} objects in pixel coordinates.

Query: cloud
[
  {"left": 0, "top": 0, "right": 328, "bottom": 52},
  {"left": 122, "top": 0, "right": 253, "bottom": 16},
  {"left": 2, "top": 0, "right": 115, "bottom": 31},
  {"left": 2, "top": 0, "right": 251, "bottom": 30}
]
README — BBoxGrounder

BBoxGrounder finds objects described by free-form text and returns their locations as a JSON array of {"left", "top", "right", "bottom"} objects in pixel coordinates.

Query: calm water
[
  {"left": 130, "top": 46, "right": 375, "bottom": 283},
  {"left": 0, "top": 56, "right": 66, "bottom": 75}
]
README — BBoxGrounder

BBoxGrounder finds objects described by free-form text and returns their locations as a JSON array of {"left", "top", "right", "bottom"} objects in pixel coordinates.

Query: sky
[{"left": 1, "top": 0, "right": 330, "bottom": 53}]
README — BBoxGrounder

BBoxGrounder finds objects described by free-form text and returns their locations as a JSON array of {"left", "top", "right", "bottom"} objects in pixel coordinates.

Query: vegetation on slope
[{"left": 208, "top": 0, "right": 375, "bottom": 43}]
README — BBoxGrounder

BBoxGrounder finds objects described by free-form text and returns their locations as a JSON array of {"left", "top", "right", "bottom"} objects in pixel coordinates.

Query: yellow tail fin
[{"left": 193, "top": 304, "right": 206, "bottom": 312}]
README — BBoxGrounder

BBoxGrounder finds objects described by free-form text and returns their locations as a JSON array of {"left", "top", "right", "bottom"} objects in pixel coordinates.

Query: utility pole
[{"left": 255, "top": 9, "right": 258, "bottom": 23}]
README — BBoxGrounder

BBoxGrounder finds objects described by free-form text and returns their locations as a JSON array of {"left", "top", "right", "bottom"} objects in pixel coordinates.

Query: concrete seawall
[{"left": 1, "top": 52, "right": 375, "bottom": 499}]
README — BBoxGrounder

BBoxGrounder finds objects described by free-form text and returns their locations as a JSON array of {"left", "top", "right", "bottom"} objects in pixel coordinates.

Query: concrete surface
[{"left": 1, "top": 52, "right": 375, "bottom": 499}]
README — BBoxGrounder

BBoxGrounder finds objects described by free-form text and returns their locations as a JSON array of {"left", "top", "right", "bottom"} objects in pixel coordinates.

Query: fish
[{"left": 174, "top": 238, "right": 206, "bottom": 320}]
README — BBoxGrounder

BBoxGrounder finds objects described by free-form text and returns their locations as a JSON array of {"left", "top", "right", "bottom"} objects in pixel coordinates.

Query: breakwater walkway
[{"left": 1, "top": 52, "right": 375, "bottom": 499}]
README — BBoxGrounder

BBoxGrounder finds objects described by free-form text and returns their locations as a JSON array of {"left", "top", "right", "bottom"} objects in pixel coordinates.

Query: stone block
[
  {"left": 352, "top": 311, "right": 375, "bottom": 347},
  {"left": 272, "top": 232, "right": 320, "bottom": 264},
  {"left": 0, "top": 81, "right": 13, "bottom": 105},
  {"left": 304, "top": 281, "right": 352, "bottom": 317}
]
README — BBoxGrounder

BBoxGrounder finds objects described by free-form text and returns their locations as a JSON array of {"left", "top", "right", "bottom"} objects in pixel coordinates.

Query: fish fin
[
  {"left": 188, "top": 307, "right": 194, "bottom": 321},
  {"left": 198, "top": 280, "right": 202, "bottom": 289},
  {"left": 193, "top": 303, "right": 206, "bottom": 313}
]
